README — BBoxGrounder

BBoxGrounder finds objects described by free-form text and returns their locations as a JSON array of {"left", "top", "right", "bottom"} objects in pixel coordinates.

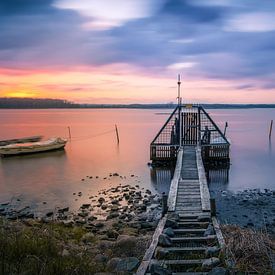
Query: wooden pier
[{"left": 137, "top": 105, "right": 230, "bottom": 274}]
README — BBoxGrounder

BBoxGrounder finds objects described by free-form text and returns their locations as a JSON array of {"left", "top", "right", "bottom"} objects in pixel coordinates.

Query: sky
[{"left": 0, "top": 0, "right": 275, "bottom": 104}]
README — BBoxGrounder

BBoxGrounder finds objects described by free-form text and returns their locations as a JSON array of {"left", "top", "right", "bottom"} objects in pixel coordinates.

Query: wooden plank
[
  {"left": 196, "top": 146, "right": 211, "bottom": 211},
  {"left": 161, "top": 246, "right": 206, "bottom": 252},
  {"left": 171, "top": 235, "right": 216, "bottom": 242},
  {"left": 168, "top": 148, "right": 183, "bottom": 211},
  {"left": 212, "top": 217, "right": 226, "bottom": 249},
  {"left": 136, "top": 216, "right": 167, "bottom": 275},
  {"left": 173, "top": 229, "right": 205, "bottom": 234}
]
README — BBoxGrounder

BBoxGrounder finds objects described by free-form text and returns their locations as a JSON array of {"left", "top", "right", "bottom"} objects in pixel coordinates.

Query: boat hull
[
  {"left": 0, "top": 138, "right": 67, "bottom": 156},
  {"left": 0, "top": 136, "right": 42, "bottom": 146}
]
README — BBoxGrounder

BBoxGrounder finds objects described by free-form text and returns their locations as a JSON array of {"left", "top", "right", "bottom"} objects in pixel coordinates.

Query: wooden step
[
  {"left": 177, "top": 222, "right": 209, "bottom": 228},
  {"left": 151, "top": 259, "right": 204, "bottom": 265},
  {"left": 160, "top": 246, "right": 206, "bottom": 253},
  {"left": 173, "top": 229, "right": 205, "bottom": 234}
]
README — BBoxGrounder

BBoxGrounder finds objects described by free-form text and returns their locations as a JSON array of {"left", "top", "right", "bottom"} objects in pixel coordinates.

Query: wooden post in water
[
  {"left": 115, "top": 124, "right": 120, "bottom": 144},
  {"left": 68, "top": 126, "right": 71, "bottom": 140},
  {"left": 269, "top": 120, "right": 273, "bottom": 140}
]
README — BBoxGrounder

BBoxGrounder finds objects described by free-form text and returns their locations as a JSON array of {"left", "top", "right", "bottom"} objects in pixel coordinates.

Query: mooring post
[
  {"left": 68, "top": 126, "right": 71, "bottom": 140},
  {"left": 162, "top": 193, "right": 168, "bottom": 217},
  {"left": 269, "top": 120, "right": 273, "bottom": 140},
  {"left": 210, "top": 198, "right": 216, "bottom": 216},
  {"left": 115, "top": 124, "right": 120, "bottom": 144}
]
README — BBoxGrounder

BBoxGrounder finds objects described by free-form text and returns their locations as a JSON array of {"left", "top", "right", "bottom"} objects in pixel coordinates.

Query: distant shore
[{"left": 1, "top": 97, "right": 275, "bottom": 109}]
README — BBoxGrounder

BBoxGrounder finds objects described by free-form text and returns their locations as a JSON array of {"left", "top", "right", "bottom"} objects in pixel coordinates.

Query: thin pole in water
[
  {"left": 269, "top": 120, "right": 273, "bottom": 140},
  {"left": 68, "top": 126, "right": 71, "bottom": 140},
  {"left": 115, "top": 124, "right": 120, "bottom": 144}
]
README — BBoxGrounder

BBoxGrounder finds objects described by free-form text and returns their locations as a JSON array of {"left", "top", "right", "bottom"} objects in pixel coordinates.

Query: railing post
[
  {"left": 162, "top": 193, "right": 168, "bottom": 217},
  {"left": 210, "top": 198, "right": 216, "bottom": 216}
]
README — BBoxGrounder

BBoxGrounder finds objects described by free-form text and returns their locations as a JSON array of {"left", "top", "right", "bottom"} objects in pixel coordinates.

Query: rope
[{"left": 69, "top": 129, "right": 116, "bottom": 142}]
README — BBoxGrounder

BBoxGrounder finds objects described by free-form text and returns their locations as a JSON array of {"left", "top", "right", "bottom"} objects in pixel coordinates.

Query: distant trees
[{"left": 0, "top": 98, "right": 78, "bottom": 108}]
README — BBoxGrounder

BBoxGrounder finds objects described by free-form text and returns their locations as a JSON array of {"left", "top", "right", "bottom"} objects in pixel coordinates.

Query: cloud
[
  {"left": 53, "top": 0, "right": 163, "bottom": 30},
  {"left": 167, "top": 62, "right": 197, "bottom": 70},
  {"left": 0, "top": 0, "right": 275, "bottom": 98},
  {"left": 225, "top": 12, "right": 275, "bottom": 32}
]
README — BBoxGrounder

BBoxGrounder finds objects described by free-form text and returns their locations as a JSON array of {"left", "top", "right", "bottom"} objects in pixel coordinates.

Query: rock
[
  {"left": 95, "top": 222, "right": 104, "bottom": 228},
  {"left": 140, "top": 221, "right": 154, "bottom": 229},
  {"left": 205, "top": 246, "right": 220, "bottom": 257},
  {"left": 81, "top": 204, "right": 91, "bottom": 209},
  {"left": 167, "top": 213, "right": 180, "bottom": 221},
  {"left": 116, "top": 257, "right": 139, "bottom": 272},
  {"left": 201, "top": 257, "right": 220, "bottom": 270},
  {"left": 106, "top": 257, "right": 121, "bottom": 271},
  {"left": 208, "top": 267, "right": 229, "bottom": 275},
  {"left": 98, "top": 197, "right": 105, "bottom": 204},
  {"left": 158, "top": 234, "right": 172, "bottom": 247},
  {"left": 154, "top": 247, "right": 169, "bottom": 260},
  {"left": 61, "top": 249, "right": 70, "bottom": 257},
  {"left": 204, "top": 224, "right": 214, "bottom": 236},
  {"left": 46, "top": 211, "right": 53, "bottom": 217},
  {"left": 163, "top": 227, "right": 175, "bottom": 237},
  {"left": 81, "top": 232, "right": 95, "bottom": 243},
  {"left": 150, "top": 263, "right": 172, "bottom": 275},
  {"left": 111, "top": 200, "right": 119, "bottom": 205},
  {"left": 165, "top": 219, "right": 178, "bottom": 229},
  {"left": 94, "top": 254, "right": 108, "bottom": 263},
  {"left": 115, "top": 235, "right": 136, "bottom": 251},
  {"left": 106, "top": 229, "right": 119, "bottom": 239},
  {"left": 78, "top": 212, "right": 88, "bottom": 218},
  {"left": 62, "top": 220, "right": 74, "bottom": 227},
  {"left": 110, "top": 205, "right": 119, "bottom": 211},
  {"left": 87, "top": 216, "right": 97, "bottom": 221},
  {"left": 101, "top": 205, "right": 107, "bottom": 210},
  {"left": 107, "top": 212, "right": 120, "bottom": 220},
  {"left": 58, "top": 207, "right": 69, "bottom": 213},
  {"left": 113, "top": 173, "right": 119, "bottom": 176}
]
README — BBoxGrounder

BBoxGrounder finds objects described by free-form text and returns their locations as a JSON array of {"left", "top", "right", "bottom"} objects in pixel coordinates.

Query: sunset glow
[{"left": 0, "top": 1, "right": 275, "bottom": 103}]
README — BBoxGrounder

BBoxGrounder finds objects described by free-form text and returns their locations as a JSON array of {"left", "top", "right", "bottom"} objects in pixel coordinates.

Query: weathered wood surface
[
  {"left": 168, "top": 148, "right": 183, "bottom": 211},
  {"left": 136, "top": 216, "right": 167, "bottom": 275},
  {"left": 212, "top": 216, "right": 226, "bottom": 249},
  {"left": 196, "top": 146, "right": 211, "bottom": 211}
]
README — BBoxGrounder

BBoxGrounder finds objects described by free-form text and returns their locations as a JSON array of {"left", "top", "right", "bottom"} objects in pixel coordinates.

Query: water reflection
[
  {"left": 150, "top": 166, "right": 174, "bottom": 195},
  {"left": 205, "top": 163, "right": 230, "bottom": 192}
]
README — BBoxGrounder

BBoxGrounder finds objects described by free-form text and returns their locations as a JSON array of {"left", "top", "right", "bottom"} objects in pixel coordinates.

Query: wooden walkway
[{"left": 137, "top": 146, "right": 225, "bottom": 274}]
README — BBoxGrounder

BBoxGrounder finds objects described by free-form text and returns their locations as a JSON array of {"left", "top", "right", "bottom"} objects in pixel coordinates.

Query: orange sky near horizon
[{"left": 1, "top": 64, "right": 275, "bottom": 104}]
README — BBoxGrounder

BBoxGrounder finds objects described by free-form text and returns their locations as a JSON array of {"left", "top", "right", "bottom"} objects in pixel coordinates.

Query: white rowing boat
[
  {"left": 0, "top": 137, "right": 67, "bottom": 156},
  {"left": 0, "top": 136, "right": 42, "bottom": 146}
]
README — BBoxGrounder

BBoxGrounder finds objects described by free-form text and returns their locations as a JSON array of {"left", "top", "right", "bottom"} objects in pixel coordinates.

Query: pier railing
[{"left": 150, "top": 104, "right": 230, "bottom": 162}]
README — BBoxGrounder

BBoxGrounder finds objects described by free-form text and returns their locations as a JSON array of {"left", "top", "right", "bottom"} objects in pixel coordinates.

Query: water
[{"left": 0, "top": 108, "right": 274, "bottom": 214}]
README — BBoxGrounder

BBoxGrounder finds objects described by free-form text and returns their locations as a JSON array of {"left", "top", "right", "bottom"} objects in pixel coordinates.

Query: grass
[
  {"left": 0, "top": 219, "right": 98, "bottom": 274},
  {"left": 0, "top": 217, "right": 152, "bottom": 275},
  {"left": 221, "top": 224, "right": 275, "bottom": 274}
]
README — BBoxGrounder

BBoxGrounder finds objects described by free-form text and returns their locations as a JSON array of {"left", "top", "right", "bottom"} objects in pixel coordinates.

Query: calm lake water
[{"left": 0, "top": 108, "right": 274, "bottom": 215}]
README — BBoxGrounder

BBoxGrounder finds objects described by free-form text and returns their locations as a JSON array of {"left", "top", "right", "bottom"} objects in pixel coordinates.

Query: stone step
[{"left": 171, "top": 235, "right": 216, "bottom": 243}]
